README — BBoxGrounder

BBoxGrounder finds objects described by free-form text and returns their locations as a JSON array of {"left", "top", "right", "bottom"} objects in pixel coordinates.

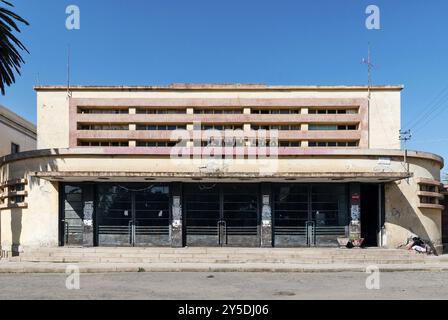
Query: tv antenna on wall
[
  {"left": 67, "top": 44, "right": 72, "bottom": 99},
  {"left": 362, "top": 43, "right": 374, "bottom": 99},
  {"left": 362, "top": 43, "right": 375, "bottom": 148}
]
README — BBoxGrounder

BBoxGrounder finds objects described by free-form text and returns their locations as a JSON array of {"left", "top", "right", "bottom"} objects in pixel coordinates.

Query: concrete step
[
  {"left": 17, "top": 247, "right": 421, "bottom": 256},
  {"left": 8, "top": 247, "right": 430, "bottom": 265}
]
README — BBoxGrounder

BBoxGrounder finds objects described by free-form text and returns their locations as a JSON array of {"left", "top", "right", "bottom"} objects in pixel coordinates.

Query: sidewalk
[{"left": 2, "top": 260, "right": 448, "bottom": 273}]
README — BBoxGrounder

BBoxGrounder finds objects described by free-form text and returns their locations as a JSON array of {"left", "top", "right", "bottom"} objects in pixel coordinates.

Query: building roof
[
  {"left": 0, "top": 104, "right": 36, "bottom": 137},
  {"left": 34, "top": 84, "right": 404, "bottom": 92}
]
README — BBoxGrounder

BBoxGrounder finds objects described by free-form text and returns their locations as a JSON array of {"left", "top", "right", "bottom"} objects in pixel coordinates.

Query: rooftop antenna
[
  {"left": 362, "top": 43, "right": 374, "bottom": 148},
  {"left": 67, "top": 44, "right": 72, "bottom": 99}
]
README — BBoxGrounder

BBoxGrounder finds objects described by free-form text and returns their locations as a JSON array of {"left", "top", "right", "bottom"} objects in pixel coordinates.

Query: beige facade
[
  {"left": 36, "top": 85, "right": 401, "bottom": 150},
  {"left": 0, "top": 84, "right": 445, "bottom": 254},
  {"left": 0, "top": 105, "right": 36, "bottom": 157}
]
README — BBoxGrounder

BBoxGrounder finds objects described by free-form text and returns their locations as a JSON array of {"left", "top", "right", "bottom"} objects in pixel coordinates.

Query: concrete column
[
  {"left": 129, "top": 107, "right": 136, "bottom": 115},
  {"left": 171, "top": 183, "right": 183, "bottom": 247},
  {"left": 129, "top": 124, "right": 136, "bottom": 131},
  {"left": 301, "top": 123, "right": 309, "bottom": 147},
  {"left": 349, "top": 183, "right": 361, "bottom": 241},
  {"left": 82, "top": 185, "right": 94, "bottom": 247},
  {"left": 260, "top": 183, "right": 273, "bottom": 247},
  {"left": 243, "top": 108, "right": 251, "bottom": 115},
  {"left": 186, "top": 108, "right": 194, "bottom": 115},
  {"left": 129, "top": 140, "right": 136, "bottom": 147}
]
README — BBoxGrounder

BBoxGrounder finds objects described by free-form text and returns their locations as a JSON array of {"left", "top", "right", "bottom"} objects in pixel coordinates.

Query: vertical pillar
[
  {"left": 82, "top": 185, "right": 94, "bottom": 247},
  {"left": 349, "top": 183, "right": 361, "bottom": 240},
  {"left": 171, "top": 182, "right": 183, "bottom": 247},
  {"left": 260, "top": 183, "right": 272, "bottom": 247}
]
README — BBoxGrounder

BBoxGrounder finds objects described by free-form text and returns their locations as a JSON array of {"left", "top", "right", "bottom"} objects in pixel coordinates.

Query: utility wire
[
  {"left": 403, "top": 85, "right": 448, "bottom": 129},
  {"left": 411, "top": 100, "right": 448, "bottom": 135},
  {"left": 403, "top": 88, "right": 448, "bottom": 138}
]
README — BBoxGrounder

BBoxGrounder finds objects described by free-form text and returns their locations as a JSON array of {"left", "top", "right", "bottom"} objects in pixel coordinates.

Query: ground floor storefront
[
  {"left": 0, "top": 149, "right": 444, "bottom": 254},
  {"left": 61, "top": 182, "right": 384, "bottom": 248}
]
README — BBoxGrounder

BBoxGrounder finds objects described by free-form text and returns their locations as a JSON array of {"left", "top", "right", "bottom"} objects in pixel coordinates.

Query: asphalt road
[{"left": 0, "top": 271, "right": 447, "bottom": 300}]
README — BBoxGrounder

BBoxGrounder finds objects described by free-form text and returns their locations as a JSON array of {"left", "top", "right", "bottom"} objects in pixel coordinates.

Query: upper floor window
[
  {"left": 78, "top": 124, "right": 128, "bottom": 130},
  {"left": 308, "top": 108, "right": 358, "bottom": 114},
  {"left": 136, "top": 109, "right": 185, "bottom": 114},
  {"left": 309, "top": 124, "right": 357, "bottom": 131},
  {"left": 194, "top": 109, "right": 243, "bottom": 114},
  {"left": 251, "top": 109, "right": 300, "bottom": 114},
  {"left": 78, "top": 140, "right": 129, "bottom": 147},
  {"left": 136, "top": 124, "right": 187, "bottom": 130},
  {"left": 78, "top": 108, "right": 128, "bottom": 114},
  {"left": 201, "top": 124, "right": 243, "bottom": 130},
  {"left": 308, "top": 141, "right": 358, "bottom": 147},
  {"left": 252, "top": 125, "right": 301, "bottom": 131},
  {"left": 420, "top": 185, "right": 437, "bottom": 193},
  {"left": 11, "top": 143, "right": 20, "bottom": 154}
]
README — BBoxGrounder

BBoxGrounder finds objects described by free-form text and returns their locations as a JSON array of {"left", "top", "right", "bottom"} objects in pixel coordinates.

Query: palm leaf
[{"left": 0, "top": 0, "right": 29, "bottom": 95}]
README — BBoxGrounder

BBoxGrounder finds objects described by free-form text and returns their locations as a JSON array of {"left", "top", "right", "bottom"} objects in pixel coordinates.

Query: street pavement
[{"left": 0, "top": 271, "right": 447, "bottom": 299}]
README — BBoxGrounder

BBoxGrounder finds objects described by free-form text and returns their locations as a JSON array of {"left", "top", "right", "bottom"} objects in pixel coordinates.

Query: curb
[{"left": 1, "top": 263, "right": 448, "bottom": 273}]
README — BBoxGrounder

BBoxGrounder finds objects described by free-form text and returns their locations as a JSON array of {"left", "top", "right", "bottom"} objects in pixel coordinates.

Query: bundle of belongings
[{"left": 405, "top": 235, "right": 434, "bottom": 255}]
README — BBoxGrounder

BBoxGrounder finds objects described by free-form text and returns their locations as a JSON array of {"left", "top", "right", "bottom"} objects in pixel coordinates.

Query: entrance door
[
  {"left": 360, "top": 184, "right": 381, "bottom": 247},
  {"left": 133, "top": 185, "right": 170, "bottom": 246},
  {"left": 96, "top": 184, "right": 170, "bottom": 246},
  {"left": 273, "top": 184, "right": 349, "bottom": 247},
  {"left": 61, "top": 185, "right": 84, "bottom": 246},
  {"left": 222, "top": 184, "right": 259, "bottom": 247},
  {"left": 185, "top": 184, "right": 260, "bottom": 247}
]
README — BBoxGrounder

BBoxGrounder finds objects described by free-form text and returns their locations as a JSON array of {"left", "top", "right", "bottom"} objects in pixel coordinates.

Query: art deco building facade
[{"left": 0, "top": 84, "right": 445, "bottom": 254}]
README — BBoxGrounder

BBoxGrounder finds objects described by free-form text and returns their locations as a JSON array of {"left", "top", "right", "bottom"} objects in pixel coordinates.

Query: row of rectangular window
[
  {"left": 136, "top": 125, "right": 187, "bottom": 130},
  {"left": 308, "top": 109, "right": 358, "bottom": 114},
  {"left": 78, "top": 125, "right": 129, "bottom": 130},
  {"left": 308, "top": 141, "right": 358, "bottom": 147},
  {"left": 78, "top": 141, "right": 129, "bottom": 147},
  {"left": 136, "top": 141, "right": 178, "bottom": 147},
  {"left": 136, "top": 109, "right": 185, "bottom": 114},
  {"left": 78, "top": 124, "right": 357, "bottom": 131},
  {"left": 194, "top": 109, "right": 243, "bottom": 114},
  {"left": 251, "top": 109, "right": 301, "bottom": 114},
  {"left": 77, "top": 140, "right": 358, "bottom": 148},
  {"left": 420, "top": 196, "right": 437, "bottom": 204},
  {"left": 252, "top": 125, "right": 301, "bottom": 130},
  {"left": 78, "top": 108, "right": 129, "bottom": 114},
  {"left": 201, "top": 141, "right": 301, "bottom": 147},
  {"left": 308, "top": 124, "right": 358, "bottom": 131},
  {"left": 420, "top": 185, "right": 438, "bottom": 193},
  {"left": 77, "top": 108, "right": 358, "bottom": 115}
]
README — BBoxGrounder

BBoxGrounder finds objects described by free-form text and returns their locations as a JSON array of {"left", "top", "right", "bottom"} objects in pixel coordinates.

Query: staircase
[{"left": 6, "top": 247, "right": 431, "bottom": 265}]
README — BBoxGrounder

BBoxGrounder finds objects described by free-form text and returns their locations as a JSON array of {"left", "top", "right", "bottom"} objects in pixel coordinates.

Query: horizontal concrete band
[
  {"left": 34, "top": 84, "right": 405, "bottom": 91},
  {"left": 0, "top": 148, "right": 444, "bottom": 166},
  {"left": 74, "top": 130, "right": 363, "bottom": 140},
  {"left": 34, "top": 171, "right": 410, "bottom": 182}
]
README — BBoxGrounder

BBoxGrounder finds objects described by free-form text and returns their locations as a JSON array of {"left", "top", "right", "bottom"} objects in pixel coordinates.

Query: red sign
[{"left": 351, "top": 193, "right": 360, "bottom": 200}]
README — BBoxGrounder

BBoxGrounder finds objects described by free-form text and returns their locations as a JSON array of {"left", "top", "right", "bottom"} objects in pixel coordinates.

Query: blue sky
[{"left": 0, "top": 0, "right": 447, "bottom": 177}]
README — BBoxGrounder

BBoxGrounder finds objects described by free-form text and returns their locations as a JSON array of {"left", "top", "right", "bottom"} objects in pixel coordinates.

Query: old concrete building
[
  {"left": 0, "top": 84, "right": 445, "bottom": 255},
  {"left": 0, "top": 105, "right": 36, "bottom": 157},
  {"left": 442, "top": 185, "right": 448, "bottom": 251}
]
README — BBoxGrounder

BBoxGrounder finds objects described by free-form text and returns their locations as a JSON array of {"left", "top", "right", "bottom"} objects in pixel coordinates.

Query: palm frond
[{"left": 0, "top": 0, "right": 29, "bottom": 95}]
